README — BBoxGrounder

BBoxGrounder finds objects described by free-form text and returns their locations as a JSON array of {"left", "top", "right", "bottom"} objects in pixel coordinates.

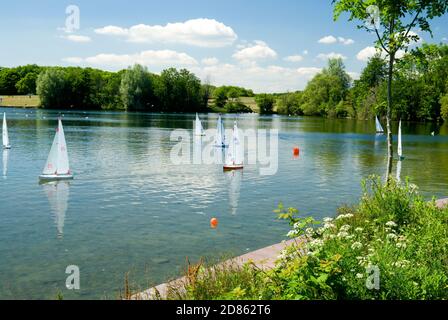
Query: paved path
[{"left": 436, "top": 198, "right": 448, "bottom": 208}]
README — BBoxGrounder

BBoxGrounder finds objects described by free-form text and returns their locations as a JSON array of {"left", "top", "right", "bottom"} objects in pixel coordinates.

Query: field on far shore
[
  {"left": 0, "top": 95, "right": 40, "bottom": 108},
  {"left": 1, "top": 95, "right": 264, "bottom": 113}
]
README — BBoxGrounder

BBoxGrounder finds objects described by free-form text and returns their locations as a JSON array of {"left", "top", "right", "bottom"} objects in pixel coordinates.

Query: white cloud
[
  {"left": 338, "top": 37, "right": 355, "bottom": 45},
  {"left": 284, "top": 55, "right": 304, "bottom": 62},
  {"left": 356, "top": 46, "right": 406, "bottom": 62},
  {"left": 201, "top": 57, "right": 219, "bottom": 66},
  {"left": 94, "top": 18, "right": 237, "bottom": 47},
  {"left": 63, "top": 50, "right": 198, "bottom": 69},
  {"left": 191, "top": 63, "right": 322, "bottom": 93},
  {"left": 318, "top": 35, "right": 338, "bottom": 44},
  {"left": 296, "top": 67, "right": 322, "bottom": 77},
  {"left": 319, "top": 35, "right": 354, "bottom": 45},
  {"left": 303, "top": 50, "right": 309, "bottom": 55},
  {"left": 317, "top": 52, "right": 347, "bottom": 61},
  {"left": 62, "top": 57, "right": 84, "bottom": 64},
  {"left": 348, "top": 72, "right": 360, "bottom": 80},
  {"left": 64, "top": 34, "right": 92, "bottom": 43},
  {"left": 356, "top": 46, "right": 379, "bottom": 61},
  {"left": 232, "top": 41, "right": 277, "bottom": 61}
]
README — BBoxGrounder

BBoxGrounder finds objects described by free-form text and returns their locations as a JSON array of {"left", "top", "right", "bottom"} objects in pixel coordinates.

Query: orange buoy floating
[
  {"left": 210, "top": 218, "right": 219, "bottom": 229},
  {"left": 293, "top": 147, "right": 300, "bottom": 157}
]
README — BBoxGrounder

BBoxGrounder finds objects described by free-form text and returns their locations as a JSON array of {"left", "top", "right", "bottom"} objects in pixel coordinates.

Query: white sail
[
  {"left": 42, "top": 119, "right": 71, "bottom": 176},
  {"left": 194, "top": 113, "right": 204, "bottom": 136},
  {"left": 398, "top": 120, "right": 403, "bottom": 159},
  {"left": 375, "top": 116, "right": 384, "bottom": 133},
  {"left": 2, "top": 113, "right": 10, "bottom": 148},
  {"left": 215, "top": 116, "right": 224, "bottom": 147},
  {"left": 43, "top": 181, "right": 70, "bottom": 237},
  {"left": 57, "top": 120, "right": 70, "bottom": 174},
  {"left": 225, "top": 121, "right": 243, "bottom": 166}
]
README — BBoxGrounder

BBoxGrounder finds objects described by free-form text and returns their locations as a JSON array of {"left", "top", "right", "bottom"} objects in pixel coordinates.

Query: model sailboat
[
  {"left": 214, "top": 115, "right": 228, "bottom": 148},
  {"left": 194, "top": 113, "right": 205, "bottom": 136},
  {"left": 224, "top": 121, "right": 243, "bottom": 171},
  {"left": 2, "top": 113, "right": 11, "bottom": 149},
  {"left": 39, "top": 119, "right": 73, "bottom": 181},
  {"left": 375, "top": 116, "right": 384, "bottom": 134},
  {"left": 398, "top": 120, "right": 404, "bottom": 160}
]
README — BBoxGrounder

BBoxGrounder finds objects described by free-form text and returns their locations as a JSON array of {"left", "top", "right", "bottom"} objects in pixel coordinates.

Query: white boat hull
[
  {"left": 3, "top": 145, "right": 11, "bottom": 150},
  {"left": 39, "top": 174, "right": 74, "bottom": 181}
]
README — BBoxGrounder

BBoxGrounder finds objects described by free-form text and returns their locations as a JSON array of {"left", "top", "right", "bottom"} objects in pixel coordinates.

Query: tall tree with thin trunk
[{"left": 333, "top": 0, "right": 448, "bottom": 181}]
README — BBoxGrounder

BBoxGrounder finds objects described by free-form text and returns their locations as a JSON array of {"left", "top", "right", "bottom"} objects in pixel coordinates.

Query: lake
[{"left": 1, "top": 107, "right": 447, "bottom": 299}]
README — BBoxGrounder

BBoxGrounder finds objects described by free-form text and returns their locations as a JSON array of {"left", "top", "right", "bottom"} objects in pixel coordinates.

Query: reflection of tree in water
[{"left": 42, "top": 181, "right": 70, "bottom": 239}]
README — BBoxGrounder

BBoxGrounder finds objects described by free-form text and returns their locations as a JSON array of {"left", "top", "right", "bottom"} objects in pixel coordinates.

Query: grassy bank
[
  {"left": 155, "top": 177, "right": 448, "bottom": 300},
  {"left": 0, "top": 95, "right": 40, "bottom": 108}
]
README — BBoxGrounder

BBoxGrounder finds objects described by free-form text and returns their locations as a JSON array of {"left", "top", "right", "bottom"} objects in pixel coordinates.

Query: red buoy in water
[
  {"left": 210, "top": 218, "right": 219, "bottom": 229},
  {"left": 293, "top": 147, "right": 300, "bottom": 157}
]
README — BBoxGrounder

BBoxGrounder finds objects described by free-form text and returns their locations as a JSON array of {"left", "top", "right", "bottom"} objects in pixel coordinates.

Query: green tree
[
  {"left": 120, "top": 64, "right": 155, "bottom": 111},
  {"left": 36, "top": 68, "right": 68, "bottom": 108},
  {"left": 213, "top": 87, "right": 228, "bottom": 109},
  {"left": 16, "top": 72, "right": 38, "bottom": 94},
  {"left": 333, "top": 0, "right": 448, "bottom": 180},
  {"left": 255, "top": 94, "right": 275, "bottom": 114},
  {"left": 441, "top": 92, "right": 448, "bottom": 121}
]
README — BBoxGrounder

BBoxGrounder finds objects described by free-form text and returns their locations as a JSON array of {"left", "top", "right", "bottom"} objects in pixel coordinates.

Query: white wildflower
[
  {"left": 305, "top": 228, "right": 314, "bottom": 236},
  {"left": 337, "top": 231, "right": 349, "bottom": 238},
  {"left": 386, "top": 221, "right": 397, "bottom": 228},
  {"left": 386, "top": 233, "right": 398, "bottom": 241},
  {"left": 356, "top": 273, "right": 364, "bottom": 279},
  {"left": 351, "top": 242, "right": 363, "bottom": 250},
  {"left": 287, "top": 230, "right": 298, "bottom": 238},
  {"left": 340, "top": 225, "right": 351, "bottom": 232},
  {"left": 323, "top": 217, "right": 334, "bottom": 223},
  {"left": 355, "top": 227, "right": 364, "bottom": 233}
]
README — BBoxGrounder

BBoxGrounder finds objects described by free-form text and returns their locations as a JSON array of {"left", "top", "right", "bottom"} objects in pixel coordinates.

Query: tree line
[
  {"left": 1, "top": 43, "right": 448, "bottom": 121},
  {"left": 276, "top": 43, "right": 448, "bottom": 122}
]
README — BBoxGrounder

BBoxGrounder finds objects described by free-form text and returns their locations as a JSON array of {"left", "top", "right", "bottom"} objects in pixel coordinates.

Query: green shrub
[{"left": 225, "top": 101, "right": 253, "bottom": 113}]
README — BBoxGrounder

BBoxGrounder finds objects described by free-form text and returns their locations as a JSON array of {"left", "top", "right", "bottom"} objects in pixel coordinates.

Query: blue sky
[{"left": 1, "top": 0, "right": 447, "bottom": 92}]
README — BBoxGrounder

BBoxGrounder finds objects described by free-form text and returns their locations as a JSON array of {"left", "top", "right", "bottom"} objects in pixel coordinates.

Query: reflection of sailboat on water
[
  {"left": 42, "top": 181, "right": 70, "bottom": 238},
  {"left": 375, "top": 116, "right": 384, "bottom": 134},
  {"left": 2, "top": 149, "right": 9, "bottom": 178},
  {"left": 397, "top": 120, "right": 404, "bottom": 160},
  {"left": 225, "top": 170, "right": 242, "bottom": 215},
  {"left": 396, "top": 159, "right": 402, "bottom": 182}
]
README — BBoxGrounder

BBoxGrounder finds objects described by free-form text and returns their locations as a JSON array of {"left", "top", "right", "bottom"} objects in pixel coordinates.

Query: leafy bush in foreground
[{"left": 168, "top": 177, "right": 448, "bottom": 300}]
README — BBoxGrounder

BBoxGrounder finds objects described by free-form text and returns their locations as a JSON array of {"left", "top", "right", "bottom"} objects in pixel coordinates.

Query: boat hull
[
  {"left": 223, "top": 164, "right": 244, "bottom": 171},
  {"left": 3, "top": 145, "right": 11, "bottom": 150},
  {"left": 39, "top": 174, "right": 74, "bottom": 181}
]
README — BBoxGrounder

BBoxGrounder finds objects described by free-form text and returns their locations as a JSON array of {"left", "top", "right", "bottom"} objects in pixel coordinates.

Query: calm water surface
[{"left": 1, "top": 107, "right": 447, "bottom": 299}]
